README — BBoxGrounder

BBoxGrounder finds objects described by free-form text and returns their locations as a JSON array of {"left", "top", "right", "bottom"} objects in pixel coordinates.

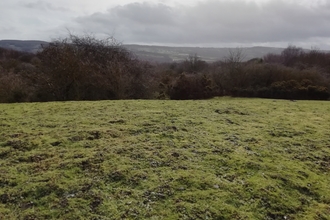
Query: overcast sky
[{"left": 1, "top": 0, "right": 330, "bottom": 49}]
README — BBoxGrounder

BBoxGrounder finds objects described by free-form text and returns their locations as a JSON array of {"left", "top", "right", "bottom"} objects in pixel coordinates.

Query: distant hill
[
  {"left": 0, "top": 40, "right": 48, "bottom": 53},
  {"left": 0, "top": 39, "right": 286, "bottom": 62},
  {"left": 124, "top": 44, "right": 285, "bottom": 62}
]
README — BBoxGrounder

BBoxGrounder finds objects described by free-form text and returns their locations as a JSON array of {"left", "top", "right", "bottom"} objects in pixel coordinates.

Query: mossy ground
[{"left": 0, "top": 98, "right": 329, "bottom": 219}]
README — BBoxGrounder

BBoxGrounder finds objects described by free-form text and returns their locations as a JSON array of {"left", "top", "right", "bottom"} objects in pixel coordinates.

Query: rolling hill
[{"left": 0, "top": 39, "right": 285, "bottom": 62}]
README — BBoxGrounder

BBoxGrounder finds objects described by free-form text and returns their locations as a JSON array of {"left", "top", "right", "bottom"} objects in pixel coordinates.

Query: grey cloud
[
  {"left": 75, "top": 0, "right": 330, "bottom": 46},
  {"left": 75, "top": 3, "right": 175, "bottom": 32},
  {"left": 0, "top": 27, "right": 20, "bottom": 39},
  {"left": 115, "top": 3, "right": 175, "bottom": 25},
  {"left": 24, "top": 1, "right": 70, "bottom": 11}
]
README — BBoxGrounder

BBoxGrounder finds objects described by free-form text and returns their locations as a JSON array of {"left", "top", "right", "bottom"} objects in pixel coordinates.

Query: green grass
[{"left": 0, "top": 98, "right": 329, "bottom": 219}]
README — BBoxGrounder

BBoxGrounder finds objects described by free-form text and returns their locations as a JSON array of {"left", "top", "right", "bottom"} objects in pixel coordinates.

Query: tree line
[{"left": 0, "top": 34, "right": 329, "bottom": 103}]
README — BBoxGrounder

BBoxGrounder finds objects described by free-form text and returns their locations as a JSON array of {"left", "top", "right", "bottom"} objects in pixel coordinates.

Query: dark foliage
[
  {"left": 0, "top": 38, "right": 329, "bottom": 102},
  {"left": 36, "top": 34, "right": 151, "bottom": 101},
  {"left": 169, "top": 73, "right": 217, "bottom": 100}
]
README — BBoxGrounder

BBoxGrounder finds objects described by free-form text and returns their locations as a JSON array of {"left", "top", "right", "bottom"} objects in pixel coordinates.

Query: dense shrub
[
  {"left": 0, "top": 73, "right": 31, "bottom": 103},
  {"left": 0, "top": 42, "right": 329, "bottom": 102},
  {"left": 232, "top": 80, "right": 329, "bottom": 100},
  {"left": 37, "top": 34, "right": 151, "bottom": 101},
  {"left": 169, "top": 73, "right": 217, "bottom": 100}
]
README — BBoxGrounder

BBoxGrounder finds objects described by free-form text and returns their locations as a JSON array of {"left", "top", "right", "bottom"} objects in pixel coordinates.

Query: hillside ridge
[{"left": 0, "top": 39, "right": 285, "bottom": 62}]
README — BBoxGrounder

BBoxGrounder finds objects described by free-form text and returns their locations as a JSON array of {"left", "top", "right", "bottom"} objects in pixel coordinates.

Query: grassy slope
[{"left": 0, "top": 98, "right": 329, "bottom": 219}]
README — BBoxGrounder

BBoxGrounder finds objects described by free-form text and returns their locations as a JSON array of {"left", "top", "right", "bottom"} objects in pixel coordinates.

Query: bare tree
[
  {"left": 182, "top": 54, "right": 208, "bottom": 73},
  {"left": 37, "top": 34, "right": 142, "bottom": 100},
  {"left": 222, "top": 48, "right": 247, "bottom": 90},
  {"left": 281, "top": 45, "right": 304, "bottom": 66},
  {"left": 225, "top": 47, "right": 246, "bottom": 64}
]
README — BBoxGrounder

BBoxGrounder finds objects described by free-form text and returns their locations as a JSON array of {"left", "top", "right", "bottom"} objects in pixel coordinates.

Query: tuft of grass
[{"left": 0, "top": 98, "right": 329, "bottom": 219}]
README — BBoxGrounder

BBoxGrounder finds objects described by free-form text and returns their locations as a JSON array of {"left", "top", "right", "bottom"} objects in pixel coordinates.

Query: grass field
[{"left": 0, "top": 98, "right": 329, "bottom": 219}]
